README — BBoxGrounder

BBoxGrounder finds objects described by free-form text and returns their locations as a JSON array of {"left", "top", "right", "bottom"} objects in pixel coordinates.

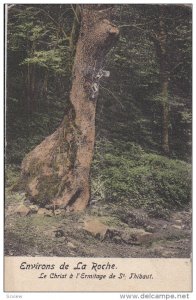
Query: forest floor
[{"left": 5, "top": 187, "right": 192, "bottom": 258}]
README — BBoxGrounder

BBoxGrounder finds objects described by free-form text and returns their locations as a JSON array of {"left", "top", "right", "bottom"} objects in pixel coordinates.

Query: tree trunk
[
  {"left": 153, "top": 6, "right": 170, "bottom": 155},
  {"left": 21, "top": 5, "right": 119, "bottom": 211},
  {"left": 161, "top": 77, "right": 169, "bottom": 155},
  {"left": 69, "top": 5, "right": 81, "bottom": 54}
]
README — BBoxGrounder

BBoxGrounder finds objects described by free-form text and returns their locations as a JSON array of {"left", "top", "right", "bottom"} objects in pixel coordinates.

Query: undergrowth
[
  {"left": 5, "top": 138, "right": 191, "bottom": 220},
  {"left": 91, "top": 138, "right": 191, "bottom": 219}
]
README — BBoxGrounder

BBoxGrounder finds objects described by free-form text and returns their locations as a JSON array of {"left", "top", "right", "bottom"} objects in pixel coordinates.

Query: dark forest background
[{"left": 6, "top": 4, "right": 192, "bottom": 219}]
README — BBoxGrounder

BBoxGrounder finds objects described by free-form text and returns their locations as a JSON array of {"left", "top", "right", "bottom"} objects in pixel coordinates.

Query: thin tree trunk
[
  {"left": 153, "top": 6, "right": 170, "bottom": 155},
  {"left": 69, "top": 5, "right": 81, "bottom": 54},
  {"left": 161, "top": 78, "right": 169, "bottom": 155},
  {"left": 26, "top": 61, "right": 31, "bottom": 113},
  {"left": 21, "top": 5, "right": 119, "bottom": 211}
]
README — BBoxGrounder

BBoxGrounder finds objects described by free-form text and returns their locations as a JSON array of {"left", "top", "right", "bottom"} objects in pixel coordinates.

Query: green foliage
[
  {"left": 20, "top": 47, "right": 71, "bottom": 75},
  {"left": 7, "top": 4, "right": 192, "bottom": 163},
  {"left": 96, "top": 4, "right": 192, "bottom": 159},
  {"left": 6, "top": 105, "right": 66, "bottom": 163},
  {"left": 91, "top": 139, "right": 191, "bottom": 219},
  {"left": 91, "top": 175, "right": 107, "bottom": 204},
  {"left": 5, "top": 164, "right": 21, "bottom": 188}
]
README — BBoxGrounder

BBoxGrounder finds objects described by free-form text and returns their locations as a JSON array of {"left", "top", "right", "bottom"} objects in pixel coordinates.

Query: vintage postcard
[{"left": 4, "top": 2, "right": 192, "bottom": 292}]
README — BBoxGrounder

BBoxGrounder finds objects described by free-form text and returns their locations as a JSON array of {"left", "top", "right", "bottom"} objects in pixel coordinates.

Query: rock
[
  {"left": 23, "top": 199, "right": 32, "bottom": 206},
  {"left": 45, "top": 204, "right": 54, "bottom": 210},
  {"left": 44, "top": 210, "right": 54, "bottom": 217},
  {"left": 54, "top": 229, "right": 65, "bottom": 238},
  {"left": 121, "top": 228, "right": 153, "bottom": 245},
  {"left": 174, "top": 219, "right": 182, "bottom": 225},
  {"left": 37, "top": 208, "right": 53, "bottom": 217},
  {"left": 83, "top": 217, "right": 154, "bottom": 244},
  {"left": 146, "top": 226, "right": 156, "bottom": 233},
  {"left": 66, "top": 206, "right": 74, "bottom": 212},
  {"left": 67, "top": 242, "right": 77, "bottom": 249},
  {"left": 57, "top": 237, "right": 65, "bottom": 243},
  {"left": 37, "top": 208, "right": 45, "bottom": 215},
  {"left": 83, "top": 217, "right": 109, "bottom": 240},
  {"left": 162, "top": 250, "right": 174, "bottom": 257},
  {"left": 163, "top": 224, "right": 167, "bottom": 229},
  {"left": 171, "top": 224, "right": 182, "bottom": 230},
  {"left": 15, "top": 205, "right": 30, "bottom": 217},
  {"left": 54, "top": 209, "right": 62, "bottom": 216},
  {"left": 29, "top": 205, "right": 39, "bottom": 213}
]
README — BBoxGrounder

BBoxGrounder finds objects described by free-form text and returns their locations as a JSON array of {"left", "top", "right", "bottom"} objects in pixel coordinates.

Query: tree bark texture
[
  {"left": 21, "top": 5, "right": 119, "bottom": 211},
  {"left": 159, "top": 9, "right": 170, "bottom": 155},
  {"left": 153, "top": 6, "right": 170, "bottom": 155},
  {"left": 161, "top": 78, "right": 169, "bottom": 155}
]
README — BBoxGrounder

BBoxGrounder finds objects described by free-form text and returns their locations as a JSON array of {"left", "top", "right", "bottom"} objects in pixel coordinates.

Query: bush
[
  {"left": 91, "top": 139, "right": 191, "bottom": 219},
  {"left": 5, "top": 164, "right": 21, "bottom": 188}
]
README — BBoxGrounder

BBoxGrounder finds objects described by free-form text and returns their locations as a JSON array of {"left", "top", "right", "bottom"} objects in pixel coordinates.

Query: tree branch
[
  {"left": 100, "top": 84, "right": 124, "bottom": 109},
  {"left": 36, "top": 8, "right": 70, "bottom": 41},
  {"left": 71, "top": 4, "right": 80, "bottom": 24}
]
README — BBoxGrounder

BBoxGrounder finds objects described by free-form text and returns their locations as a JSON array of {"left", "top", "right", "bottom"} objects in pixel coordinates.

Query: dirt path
[{"left": 4, "top": 191, "right": 192, "bottom": 258}]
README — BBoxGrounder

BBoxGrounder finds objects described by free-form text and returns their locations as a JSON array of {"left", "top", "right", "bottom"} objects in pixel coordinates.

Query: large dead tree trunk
[{"left": 21, "top": 5, "right": 119, "bottom": 211}]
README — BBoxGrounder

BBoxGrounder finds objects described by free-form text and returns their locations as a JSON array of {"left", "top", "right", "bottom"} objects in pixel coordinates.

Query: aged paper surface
[{"left": 4, "top": 257, "right": 192, "bottom": 292}]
